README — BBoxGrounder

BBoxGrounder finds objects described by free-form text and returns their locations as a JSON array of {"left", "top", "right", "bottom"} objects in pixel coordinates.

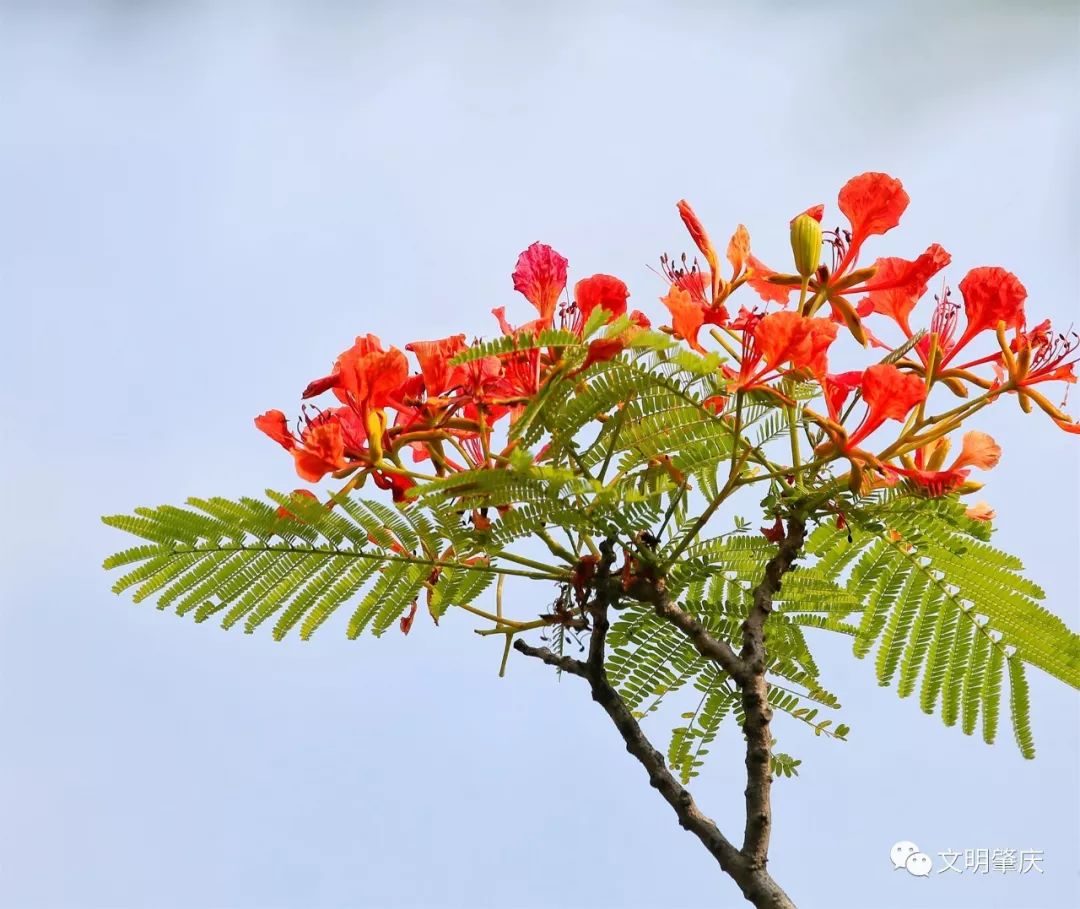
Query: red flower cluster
[
  {"left": 256, "top": 172, "right": 1078, "bottom": 516},
  {"left": 256, "top": 244, "right": 649, "bottom": 497},
  {"left": 659, "top": 172, "right": 1077, "bottom": 495}
]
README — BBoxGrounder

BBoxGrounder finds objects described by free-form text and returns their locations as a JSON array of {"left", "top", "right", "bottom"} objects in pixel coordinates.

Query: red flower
[
  {"left": 726, "top": 224, "right": 751, "bottom": 280},
  {"left": 572, "top": 274, "right": 629, "bottom": 331},
  {"left": 823, "top": 370, "right": 864, "bottom": 420},
  {"left": 843, "top": 364, "right": 926, "bottom": 450},
  {"left": 661, "top": 284, "right": 706, "bottom": 353},
  {"left": 578, "top": 309, "right": 652, "bottom": 372},
  {"left": 370, "top": 469, "right": 416, "bottom": 503},
  {"left": 1012, "top": 321, "right": 1078, "bottom": 388},
  {"left": 666, "top": 202, "right": 751, "bottom": 320},
  {"left": 255, "top": 409, "right": 295, "bottom": 449},
  {"left": 256, "top": 405, "right": 370, "bottom": 483},
  {"left": 860, "top": 244, "right": 952, "bottom": 335},
  {"left": 754, "top": 311, "right": 838, "bottom": 379},
  {"left": 404, "top": 334, "right": 467, "bottom": 398},
  {"left": 512, "top": 242, "right": 568, "bottom": 324},
  {"left": 941, "top": 267, "right": 1027, "bottom": 365},
  {"left": 399, "top": 602, "right": 419, "bottom": 635},
  {"left": 987, "top": 320, "right": 1080, "bottom": 432},
  {"left": 747, "top": 174, "right": 943, "bottom": 340},
  {"left": 672, "top": 268, "right": 710, "bottom": 305},
  {"left": 490, "top": 306, "right": 543, "bottom": 402},
  {"left": 336, "top": 344, "right": 409, "bottom": 411},
  {"left": 303, "top": 334, "right": 409, "bottom": 416},
  {"left": 891, "top": 431, "right": 1001, "bottom": 496},
  {"left": 730, "top": 311, "right": 838, "bottom": 390},
  {"left": 836, "top": 172, "right": 909, "bottom": 269},
  {"left": 275, "top": 488, "right": 320, "bottom": 520},
  {"left": 291, "top": 418, "right": 347, "bottom": 482},
  {"left": 760, "top": 517, "right": 785, "bottom": 543}
]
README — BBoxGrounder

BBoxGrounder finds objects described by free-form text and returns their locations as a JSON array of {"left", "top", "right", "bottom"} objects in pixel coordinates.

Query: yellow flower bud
[
  {"left": 789, "top": 213, "right": 822, "bottom": 278},
  {"left": 366, "top": 409, "right": 386, "bottom": 462},
  {"left": 924, "top": 437, "right": 952, "bottom": 471}
]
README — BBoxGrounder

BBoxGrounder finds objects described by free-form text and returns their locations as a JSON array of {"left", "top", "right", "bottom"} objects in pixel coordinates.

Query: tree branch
[
  {"left": 513, "top": 641, "right": 586, "bottom": 678},
  {"left": 650, "top": 588, "right": 748, "bottom": 684},
  {"left": 739, "top": 516, "right": 806, "bottom": 868},
  {"left": 514, "top": 535, "right": 798, "bottom": 909}
]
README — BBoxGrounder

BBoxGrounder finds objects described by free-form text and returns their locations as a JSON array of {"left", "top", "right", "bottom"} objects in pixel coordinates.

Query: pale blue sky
[{"left": 1, "top": 2, "right": 1078, "bottom": 908}]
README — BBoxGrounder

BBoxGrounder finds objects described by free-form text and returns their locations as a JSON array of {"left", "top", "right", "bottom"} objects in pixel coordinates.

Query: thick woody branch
[
  {"left": 739, "top": 517, "right": 806, "bottom": 869},
  {"left": 514, "top": 535, "right": 798, "bottom": 909},
  {"left": 513, "top": 625, "right": 750, "bottom": 881}
]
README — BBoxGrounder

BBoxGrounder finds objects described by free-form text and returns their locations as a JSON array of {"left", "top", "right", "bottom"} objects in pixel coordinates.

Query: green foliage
[
  {"left": 103, "top": 491, "right": 510, "bottom": 642},
  {"left": 102, "top": 338, "right": 1078, "bottom": 778},
  {"left": 799, "top": 496, "right": 1080, "bottom": 758}
]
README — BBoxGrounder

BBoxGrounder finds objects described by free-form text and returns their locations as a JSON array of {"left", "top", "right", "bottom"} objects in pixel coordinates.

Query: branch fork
[{"left": 515, "top": 521, "right": 806, "bottom": 909}]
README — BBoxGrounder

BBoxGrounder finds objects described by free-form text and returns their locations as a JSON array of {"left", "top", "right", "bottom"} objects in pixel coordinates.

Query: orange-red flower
[
  {"left": 490, "top": 306, "right": 543, "bottom": 403},
  {"left": 303, "top": 334, "right": 409, "bottom": 417},
  {"left": 753, "top": 311, "right": 838, "bottom": 379},
  {"left": 939, "top": 267, "right": 1027, "bottom": 366},
  {"left": 986, "top": 319, "right": 1080, "bottom": 432},
  {"left": 404, "top": 334, "right": 467, "bottom": 398},
  {"left": 370, "top": 469, "right": 416, "bottom": 503},
  {"left": 823, "top": 370, "right": 864, "bottom": 420},
  {"left": 729, "top": 311, "right": 838, "bottom": 390},
  {"left": 577, "top": 309, "right": 651, "bottom": 373},
  {"left": 677, "top": 200, "right": 719, "bottom": 282},
  {"left": 860, "top": 244, "right": 952, "bottom": 336},
  {"left": 746, "top": 174, "right": 948, "bottom": 343},
  {"left": 745, "top": 255, "right": 793, "bottom": 307},
  {"left": 891, "top": 430, "right": 1001, "bottom": 496},
  {"left": 512, "top": 242, "right": 568, "bottom": 324},
  {"left": 842, "top": 364, "right": 926, "bottom": 450},
  {"left": 661, "top": 284, "right": 706, "bottom": 353},
  {"left": 275, "top": 488, "right": 321, "bottom": 520},
  {"left": 1007, "top": 320, "right": 1077, "bottom": 388},
  {"left": 290, "top": 417, "right": 348, "bottom": 482},
  {"left": 666, "top": 203, "right": 755, "bottom": 322},
  {"left": 836, "top": 172, "right": 909, "bottom": 269},
  {"left": 572, "top": 274, "right": 629, "bottom": 331},
  {"left": 727, "top": 224, "right": 751, "bottom": 279},
  {"left": 255, "top": 409, "right": 295, "bottom": 449},
  {"left": 256, "top": 403, "right": 372, "bottom": 483}
]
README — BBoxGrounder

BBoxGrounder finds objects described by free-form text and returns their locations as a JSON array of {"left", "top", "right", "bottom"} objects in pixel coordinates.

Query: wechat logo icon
[{"left": 891, "top": 841, "right": 932, "bottom": 877}]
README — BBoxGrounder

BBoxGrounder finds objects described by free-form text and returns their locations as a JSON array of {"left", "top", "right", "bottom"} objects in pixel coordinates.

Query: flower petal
[
  {"left": 746, "top": 255, "right": 797, "bottom": 306},
  {"left": 837, "top": 172, "right": 909, "bottom": 255},
  {"left": 661, "top": 285, "right": 705, "bottom": 353},
  {"left": 860, "top": 363, "right": 926, "bottom": 423},
  {"left": 860, "top": 244, "right": 952, "bottom": 332},
  {"left": 255, "top": 409, "right": 295, "bottom": 449},
  {"left": 726, "top": 224, "right": 751, "bottom": 277},
  {"left": 512, "top": 242, "right": 569, "bottom": 323},
  {"left": 952, "top": 430, "right": 1001, "bottom": 471},
  {"left": 405, "top": 334, "right": 467, "bottom": 396},
  {"left": 957, "top": 266, "right": 1027, "bottom": 341},
  {"left": 574, "top": 274, "right": 629, "bottom": 325}
]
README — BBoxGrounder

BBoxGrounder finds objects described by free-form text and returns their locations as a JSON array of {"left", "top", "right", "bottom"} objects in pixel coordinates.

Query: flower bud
[
  {"left": 924, "top": 437, "right": 952, "bottom": 472},
  {"left": 847, "top": 462, "right": 865, "bottom": 495},
  {"left": 789, "top": 213, "right": 822, "bottom": 278},
  {"left": 366, "top": 409, "right": 386, "bottom": 462}
]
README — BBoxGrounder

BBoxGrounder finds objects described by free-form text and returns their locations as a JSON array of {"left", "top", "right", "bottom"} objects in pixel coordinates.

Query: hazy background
[{"left": 1, "top": 2, "right": 1078, "bottom": 908}]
